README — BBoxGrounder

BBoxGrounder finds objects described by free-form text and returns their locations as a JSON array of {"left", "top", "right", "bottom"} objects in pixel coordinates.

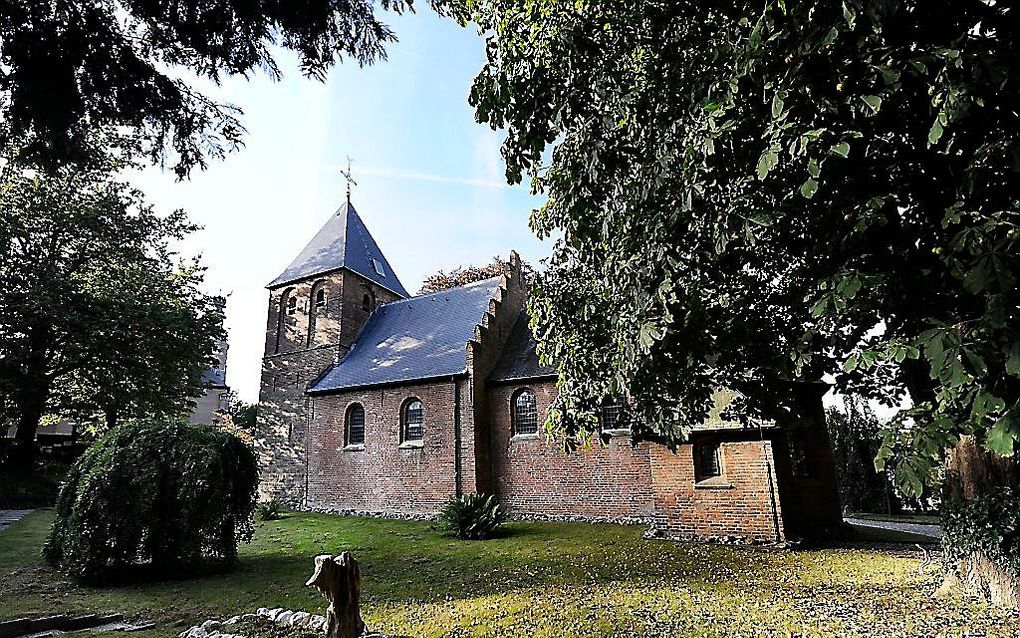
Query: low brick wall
[{"left": 649, "top": 441, "right": 785, "bottom": 542}]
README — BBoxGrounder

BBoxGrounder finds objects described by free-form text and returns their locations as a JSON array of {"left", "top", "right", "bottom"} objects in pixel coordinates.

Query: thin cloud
[{"left": 352, "top": 165, "right": 521, "bottom": 190}]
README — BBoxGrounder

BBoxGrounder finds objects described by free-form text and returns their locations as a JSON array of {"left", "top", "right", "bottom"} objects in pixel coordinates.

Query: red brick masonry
[{"left": 302, "top": 377, "right": 839, "bottom": 542}]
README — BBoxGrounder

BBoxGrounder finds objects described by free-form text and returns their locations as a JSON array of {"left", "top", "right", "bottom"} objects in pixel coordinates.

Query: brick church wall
[
  {"left": 257, "top": 269, "right": 401, "bottom": 506},
  {"left": 649, "top": 439, "right": 786, "bottom": 542},
  {"left": 465, "top": 266, "right": 527, "bottom": 497},
  {"left": 305, "top": 379, "right": 468, "bottom": 515},
  {"left": 487, "top": 381, "right": 657, "bottom": 522}
]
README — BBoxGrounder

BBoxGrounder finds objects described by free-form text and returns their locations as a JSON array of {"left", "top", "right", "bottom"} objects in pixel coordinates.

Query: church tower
[{"left": 256, "top": 200, "right": 408, "bottom": 505}]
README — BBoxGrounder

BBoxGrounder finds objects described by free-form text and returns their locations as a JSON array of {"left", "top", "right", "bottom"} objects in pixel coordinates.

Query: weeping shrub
[
  {"left": 44, "top": 419, "right": 258, "bottom": 582},
  {"left": 437, "top": 493, "right": 507, "bottom": 540}
]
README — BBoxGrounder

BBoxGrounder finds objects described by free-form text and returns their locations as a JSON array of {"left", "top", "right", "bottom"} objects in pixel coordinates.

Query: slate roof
[
  {"left": 308, "top": 277, "right": 504, "bottom": 393},
  {"left": 267, "top": 201, "right": 410, "bottom": 297},
  {"left": 488, "top": 310, "right": 556, "bottom": 383}
]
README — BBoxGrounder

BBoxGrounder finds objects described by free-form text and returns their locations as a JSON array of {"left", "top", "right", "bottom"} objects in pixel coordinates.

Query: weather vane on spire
[{"left": 340, "top": 156, "right": 357, "bottom": 205}]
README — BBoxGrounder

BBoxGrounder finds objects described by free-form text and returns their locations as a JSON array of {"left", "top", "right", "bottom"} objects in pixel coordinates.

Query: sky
[{"left": 132, "top": 10, "right": 549, "bottom": 403}]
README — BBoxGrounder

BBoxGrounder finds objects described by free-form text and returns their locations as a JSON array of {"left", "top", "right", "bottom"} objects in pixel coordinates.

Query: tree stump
[{"left": 306, "top": 552, "right": 366, "bottom": 638}]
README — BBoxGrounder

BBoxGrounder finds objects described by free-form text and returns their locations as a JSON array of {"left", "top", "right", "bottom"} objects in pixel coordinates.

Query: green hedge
[
  {"left": 941, "top": 487, "right": 1020, "bottom": 576},
  {"left": 43, "top": 419, "right": 258, "bottom": 582}
]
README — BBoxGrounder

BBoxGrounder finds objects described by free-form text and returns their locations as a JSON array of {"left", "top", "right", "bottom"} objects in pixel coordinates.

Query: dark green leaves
[
  {"left": 800, "top": 178, "right": 819, "bottom": 199},
  {"left": 466, "top": 0, "right": 1020, "bottom": 495},
  {"left": 830, "top": 142, "right": 850, "bottom": 158},
  {"left": 0, "top": 0, "right": 420, "bottom": 177}
]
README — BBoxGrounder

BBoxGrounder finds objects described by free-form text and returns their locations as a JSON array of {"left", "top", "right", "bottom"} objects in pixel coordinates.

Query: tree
[
  {"left": 418, "top": 255, "right": 533, "bottom": 294},
  {"left": 826, "top": 399, "right": 903, "bottom": 516},
  {"left": 466, "top": 0, "right": 1019, "bottom": 602},
  {"left": 0, "top": 133, "right": 225, "bottom": 467},
  {"left": 220, "top": 391, "right": 259, "bottom": 434},
  {"left": 44, "top": 419, "right": 258, "bottom": 583},
  {"left": 0, "top": 0, "right": 467, "bottom": 178}
]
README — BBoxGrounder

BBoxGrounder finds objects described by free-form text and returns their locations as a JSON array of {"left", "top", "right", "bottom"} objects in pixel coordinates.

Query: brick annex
[{"left": 255, "top": 200, "right": 843, "bottom": 542}]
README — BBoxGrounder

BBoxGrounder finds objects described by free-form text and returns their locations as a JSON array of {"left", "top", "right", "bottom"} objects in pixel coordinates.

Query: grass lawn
[{"left": 1, "top": 510, "right": 1014, "bottom": 637}]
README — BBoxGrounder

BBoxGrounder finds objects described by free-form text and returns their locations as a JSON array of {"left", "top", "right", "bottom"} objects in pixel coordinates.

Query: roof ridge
[{"left": 378, "top": 275, "right": 504, "bottom": 308}]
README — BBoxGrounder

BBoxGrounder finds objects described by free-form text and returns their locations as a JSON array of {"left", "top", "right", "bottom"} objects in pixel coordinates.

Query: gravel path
[
  {"left": 844, "top": 516, "right": 942, "bottom": 540},
  {"left": 0, "top": 509, "right": 34, "bottom": 531}
]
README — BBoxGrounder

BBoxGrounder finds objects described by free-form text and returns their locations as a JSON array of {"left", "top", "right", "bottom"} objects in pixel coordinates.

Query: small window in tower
[
  {"left": 287, "top": 296, "right": 297, "bottom": 316},
  {"left": 371, "top": 258, "right": 386, "bottom": 277},
  {"left": 315, "top": 288, "right": 327, "bottom": 308},
  {"left": 695, "top": 441, "right": 722, "bottom": 481},
  {"left": 362, "top": 292, "right": 372, "bottom": 312}
]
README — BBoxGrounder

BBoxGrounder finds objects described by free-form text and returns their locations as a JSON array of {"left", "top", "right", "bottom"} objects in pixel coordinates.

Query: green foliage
[
  {"left": 0, "top": 458, "right": 71, "bottom": 508},
  {"left": 465, "top": 0, "right": 1020, "bottom": 495},
  {"left": 826, "top": 401, "right": 895, "bottom": 515},
  {"left": 437, "top": 493, "right": 507, "bottom": 540},
  {"left": 0, "top": 134, "right": 225, "bottom": 463},
  {"left": 942, "top": 487, "right": 1020, "bottom": 577},
  {"left": 257, "top": 499, "right": 284, "bottom": 522},
  {"left": 418, "top": 255, "right": 534, "bottom": 295},
  {"left": 0, "top": 0, "right": 470, "bottom": 177},
  {"left": 43, "top": 419, "right": 258, "bottom": 583}
]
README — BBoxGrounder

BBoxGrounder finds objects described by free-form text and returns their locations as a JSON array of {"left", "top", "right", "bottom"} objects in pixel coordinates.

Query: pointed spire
[{"left": 267, "top": 201, "right": 409, "bottom": 297}]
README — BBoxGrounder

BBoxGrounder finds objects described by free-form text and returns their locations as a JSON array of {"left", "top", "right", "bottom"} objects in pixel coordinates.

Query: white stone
[
  {"left": 275, "top": 611, "right": 293, "bottom": 625},
  {"left": 289, "top": 612, "right": 311, "bottom": 627}
]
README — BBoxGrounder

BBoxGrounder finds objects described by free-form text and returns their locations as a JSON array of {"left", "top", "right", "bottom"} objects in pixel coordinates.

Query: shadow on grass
[{"left": 7, "top": 510, "right": 929, "bottom": 624}]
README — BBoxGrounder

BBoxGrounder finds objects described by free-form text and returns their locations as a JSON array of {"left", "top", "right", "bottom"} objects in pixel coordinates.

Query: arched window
[
  {"left": 401, "top": 398, "right": 424, "bottom": 442},
  {"left": 308, "top": 281, "right": 327, "bottom": 346},
  {"left": 512, "top": 389, "right": 538, "bottom": 436},
  {"left": 287, "top": 295, "right": 298, "bottom": 315},
  {"left": 275, "top": 288, "right": 295, "bottom": 353},
  {"left": 600, "top": 398, "right": 626, "bottom": 431},
  {"left": 361, "top": 287, "right": 376, "bottom": 312},
  {"left": 345, "top": 403, "right": 365, "bottom": 446}
]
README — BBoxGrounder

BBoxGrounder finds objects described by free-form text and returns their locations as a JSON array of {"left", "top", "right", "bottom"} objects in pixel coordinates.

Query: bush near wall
[
  {"left": 437, "top": 493, "right": 507, "bottom": 540},
  {"left": 942, "top": 487, "right": 1020, "bottom": 577},
  {"left": 44, "top": 419, "right": 258, "bottom": 583}
]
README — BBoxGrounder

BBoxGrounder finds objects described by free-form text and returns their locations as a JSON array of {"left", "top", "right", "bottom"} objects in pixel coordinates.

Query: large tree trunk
[
  {"left": 9, "top": 379, "right": 48, "bottom": 471},
  {"left": 899, "top": 361, "right": 1020, "bottom": 607},
  {"left": 941, "top": 435, "right": 1020, "bottom": 609},
  {"left": 105, "top": 405, "right": 120, "bottom": 430},
  {"left": 947, "top": 435, "right": 1018, "bottom": 500},
  {"left": 8, "top": 325, "right": 53, "bottom": 471}
]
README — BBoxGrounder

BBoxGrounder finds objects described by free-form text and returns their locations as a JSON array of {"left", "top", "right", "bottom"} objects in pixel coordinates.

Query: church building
[{"left": 255, "top": 200, "right": 843, "bottom": 542}]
